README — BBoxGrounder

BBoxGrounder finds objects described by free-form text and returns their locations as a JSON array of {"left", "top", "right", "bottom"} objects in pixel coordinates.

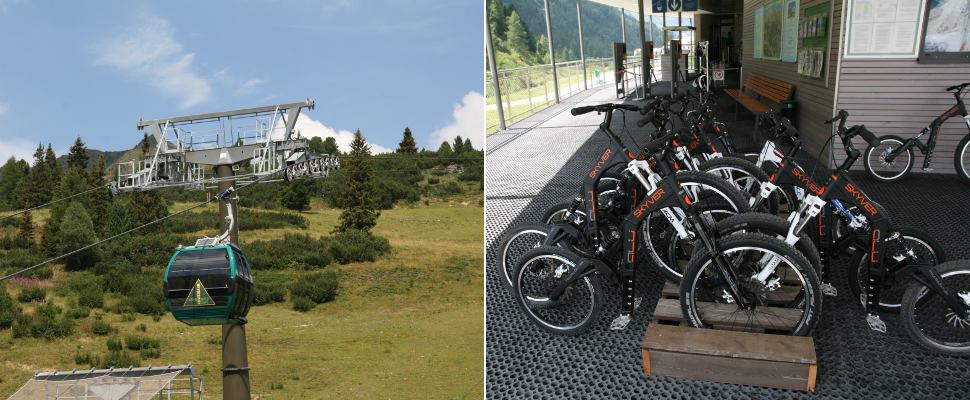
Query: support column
[
  {"left": 637, "top": 0, "right": 649, "bottom": 97},
  {"left": 217, "top": 165, "right": 249, "bottom": 400},
  {"left": 620, "top": 8, "right": 626, "bottom": 46},
  {"left": 577, "top": 0, "right": 587, "bottom": 90},
  {"left": 485, "top": 18, "right": 506, "bottom": 130},
  {"left": 543, "top": 0, "right": 560, "bottom": 103}
]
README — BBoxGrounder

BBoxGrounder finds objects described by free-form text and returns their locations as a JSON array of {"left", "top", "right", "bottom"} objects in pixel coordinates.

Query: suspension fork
[{"left": 686, "top": 209, "right": 753, "bottom": 309}]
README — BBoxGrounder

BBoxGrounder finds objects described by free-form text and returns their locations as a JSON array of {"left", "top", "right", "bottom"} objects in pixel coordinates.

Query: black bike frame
[{"left": 888, "top": 92, "right": 970, "bottom": 168}]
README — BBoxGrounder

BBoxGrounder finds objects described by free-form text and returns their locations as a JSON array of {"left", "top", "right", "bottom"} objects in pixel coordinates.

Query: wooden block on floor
[{"left": 642, "top": 324, "right": 817, "bottom": 392}]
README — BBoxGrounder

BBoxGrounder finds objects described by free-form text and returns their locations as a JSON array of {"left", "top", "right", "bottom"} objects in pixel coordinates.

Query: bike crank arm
[{"left": 912, "top": 267, "right": 970, "bottom": 318}]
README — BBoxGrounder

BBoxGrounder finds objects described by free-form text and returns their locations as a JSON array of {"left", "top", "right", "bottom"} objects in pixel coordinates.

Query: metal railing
[{"left": 486, "top": 57, "right": 616, "bottom": 132}]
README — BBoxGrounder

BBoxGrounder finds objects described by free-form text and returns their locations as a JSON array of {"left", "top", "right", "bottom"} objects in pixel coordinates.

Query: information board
[
  {"left": 845, "top": 0, "right": 925, "bottom": 58},
  {"left": 782, "top": 0, "right": 800, "bottom": 62},
  {"left": 653, "top": 0, "right": 699, "bottom": 13},
  {"left": 754, "top": 5, "right": 765, "bottom": 59}
]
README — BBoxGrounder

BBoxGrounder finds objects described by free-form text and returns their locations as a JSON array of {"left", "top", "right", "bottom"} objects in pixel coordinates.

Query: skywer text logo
[
  {"left": 589, "top": 148, "right": 612, "bottom": 178},
  {"left": 844, "top": 183, "right": 878, "bottom": 216},
  {"left": 632, "top": 189, "right": 666, "bottom": 218}
]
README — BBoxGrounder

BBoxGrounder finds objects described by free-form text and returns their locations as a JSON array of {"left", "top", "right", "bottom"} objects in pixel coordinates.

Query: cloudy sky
[{"left": 0, "top": 0, "right": 483, "bottom": 159}]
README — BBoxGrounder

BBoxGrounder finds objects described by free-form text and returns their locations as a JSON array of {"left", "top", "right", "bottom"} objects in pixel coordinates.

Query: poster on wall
[
  {"left": 763, "top": 0, "right": 785, "bottom": 59},
  {"left": 782, "top": 0, "right": 800, "bottom": 61},
  {"left": 755, "top": 5, "right": 765, "bottom": 58},
  {"left": 797, "top": 1, "right": 830, "bottom": 79},
  {"left": 846, "top": 0, "right": 926, "bottom": 58},
  {"left": 919, "top": 0, "right": 970, "bottom": 63}
]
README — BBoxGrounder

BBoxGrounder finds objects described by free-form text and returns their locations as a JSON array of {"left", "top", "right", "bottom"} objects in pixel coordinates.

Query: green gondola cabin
[{"left": 163, "top": 244, "right": 254, "bottom": 326}]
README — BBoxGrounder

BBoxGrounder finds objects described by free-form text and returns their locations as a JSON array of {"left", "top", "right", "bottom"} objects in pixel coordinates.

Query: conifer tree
[
  {"left": 45, "top": 144, "right": 61, "bottom": 185},
  {"left": 282, "top": 179, "right": 313, "bottom": 212},
  {"left": 335, "top": 129, "right": 380, "bottom": 233},
  {"left": 487, "top": 0, "right": 508, "bottom": 44},
  {"left": 105, "top": 197, "right": 137, "bottom": 237},
  {"left": 140, "top": 133, "right": 151, "bottom": 158},
  {"left": 88, "top": 155, "right": 110, "bottom": 235},
  {"left": 506, "top": 9, "right": 532, "bottom": 56},
  {"left": 322, "top": 137, "right": 339, "bottom": 155},
  {"left": 463, "top": 138, "right": 475, "bottom": 152},
  {"left": 0, "top": 157, "right": 28, "bottom": 209},
  {"left": 397, "top": 127, "right": 418, "bottom": 153},
  {"left": 57, "top": 202, "right": 99, "bottom": 271},
  {"left": 66, "top": 136, "right": 89, "bottom": 171},
  {"left": 16, "top": 210, "right": 34, "bottom": 248},
  {"left": 452, "top": 136, "right": 465, "bottom": 154},
  {"left": 437, "top": 141, "right": 453, "bottom": 157},
  {"left": 18, "top": 144, "right": 50, "bottom": 207}
]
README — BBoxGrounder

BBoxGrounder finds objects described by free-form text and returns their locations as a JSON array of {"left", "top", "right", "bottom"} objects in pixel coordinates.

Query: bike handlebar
[
  {"left": 847, "top": 125, "right": 882, "bottom": 147},
  {"left": 642, "top": 131, "right": 677, "bottom": 157},
  {"left": 946, "top": 82, "right": 970, "bottom": 92},
  {"left": 570, "top": 103, "right": 641, "bottom": 116}
]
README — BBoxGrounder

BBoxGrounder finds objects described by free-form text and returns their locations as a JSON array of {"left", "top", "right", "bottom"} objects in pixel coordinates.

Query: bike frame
[{"left": 887, "top": 89, "right": 970, "bottom": 169}]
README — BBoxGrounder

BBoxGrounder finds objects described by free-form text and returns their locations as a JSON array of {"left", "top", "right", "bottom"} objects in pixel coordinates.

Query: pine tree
[
  {"left": 0, "top": 157, "right": 28, "bottom": 209},
  {"left": 51, "top": 169, "right": 89, "bottom": 224},
  {"left": 322, "top": 137, "right": 339, "bottom": 154},
  {"left": 506, "top": 9, "right": 532, "bottom": 56},
  {"left": 131, "top": 190, "right": 167, "bottom": 229},
  {"left": 536, "top": 35, "right": 549, "bottom": 63},
  {"left": 18, "top": 144, "right": 50, "bottom": 207},
  {"left": 105, "top": 197, "right": 137, "bottom": 237},
  {"left": 335, "top": 129, "right": 380, "bottom": 233},
  {"left": 45, "top": 144, "right": 61, "bottom": 185},
  {"left": 452, "top": 136, "right": 465, "bottom": 154},
  {"left": 282, "top": 179, "right": 313, "bottom": 212},
  {"left": 437, "top": 141, "right": 453, "bottom": 158},
  {"left": 463, "top": 138, "right": 475, "bottom": 152},
  {"left": 16, "top": 210, "right": 34, "bottom": 248},
  {"left": 57, "top": 202, "right": 99, "bottom": 271},
  {"left": 66, "top": 137, "right": 89, "bottom": 171},
  {"left": 397, "top": 127, "right": 418, "bottom": 153},
  {"left": 88, "top": 155, "right": 110, "bottom": 235},
  {"left": 487, "top": 0, "right": 508, "bottom": 44},
  {"left": 140, "top": 133, "right": 151, "bottom": 158}
]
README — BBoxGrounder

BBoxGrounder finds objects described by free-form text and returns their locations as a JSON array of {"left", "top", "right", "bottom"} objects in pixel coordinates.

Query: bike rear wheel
[
  {"left": 954, "top": 134, "right": 970, "bottom": 185},
  {"left": 680, "top": 232, "right": 821, "bottom": 336},
  {"left": 497, "top": 223, "right": 553, "bottom": 291},
  {"left": 848, "top": 229, "right": 945, "bottom": 313},
  {"left": 900, "top": 260, "right": 970, "bottom": 353},
  {"left": 864, "top": 135, "right": 913, "bottom": 182},
  {"left": 512, "top": 246, "right": 604, "bottom": 335}
]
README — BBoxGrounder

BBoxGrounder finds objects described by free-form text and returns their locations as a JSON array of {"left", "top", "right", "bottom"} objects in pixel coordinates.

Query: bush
[
  {"left": 17, "top": 286, "right": 46, "bottom": 303},
  {"left": 26, "top": 302, "right": 74, "bottom": 340},
  {"left": 429, "top": 181, "right": 463, "bottom": 197},
  {"left": 290, "top": 271, "right": 339, "bottom": 306},
  {"left": 97, "top": 350, "right": 140, "bottom": 368},
  {"left": 78, "top": 285, "right": 104, "bottom": 308},
  {"left": 246, "top": 234, "right": 332, "bottom": 270},
  {"left": 121, "top": 290, "right": 165, "bottom": 316},
  {"left": 90, "top": 320, "right": 113, "bottom": 336},
  {"left": 11, "top": 314, "right": 31, "bottom": 338},
  {"left": 427, "top": 177, "right": 440, "bottom": 185},
  {"left": 291, "top": 296, "right": 315, "bottom": 312},
  {"left": 66, "top": 303, "right": 91, "bottom": 319},
  {"left": 75, "top": 352, "right": 93, "bottom": 365},
  {"left": 252, "top": 273, "right": 289, "bottom": 306},
  {"left": 328, "top": 230, "right": 391, "bottom": 264},
  {"left": 0, "top": 284, "right": 20, "bottom": 329},
  {"left": 106, "top": 337, "right": 123, "bottom": 351},
  {"left": 94, "top": 260, "right": 141, "bottom": 294},
  {"left": 140, "top": 348, "right": 161, "bottom": 359},
  {"left": 57, "top": 202, "right": 100, "bottom": 270},
  {"left": 125, "top": 335, "right": 160, "bottom": 351}
]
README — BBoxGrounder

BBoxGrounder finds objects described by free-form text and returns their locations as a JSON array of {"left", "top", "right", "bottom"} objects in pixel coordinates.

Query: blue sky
[{"left": 0, "top": 0, "right": 484, "bottom": 160}]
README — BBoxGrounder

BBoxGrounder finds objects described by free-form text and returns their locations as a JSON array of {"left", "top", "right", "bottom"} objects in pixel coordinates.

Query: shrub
[
  {"left": 291, "top": 296, "right": 315, "bottom": 312},
  {"left": 122, "top": 290, "right": 165, "bottom": 316},
  {"left": 328, "top": 230, "right": 391, "bottom": 264},
  {"left": 57, "top": 202, "right": 100, "bottom": 270},
  {"left": 17, "top": 286, "right": 46, "bottom": 303},
  {"left": 66, "top": 303, "right": 91, "bottom": 319},
  {"left": 27, "top": 303, "right": 74, "bottom": 340},
  {"left": 140, "top": 348, "right": 161, "bottom": 359},
  {"left": 90, "top": 320, "right": 113, "bottom": 336},
  {"left": 290, "top": 271, "right": 339, "bottom": 305},
  {"left": 78, "top": 285, "right": 104, "bottom": 308},
  {"left": 427, "top": 177, "right": 440, "bottom": 185},
  {"left": 137, "top": 323, "right": 147, "bottom": 332},
  {"left": 246, "top": 234, "right": 332, "bottom": 270},
  {"left": 125, "top": 335, "right": 160, "bottom": 351},
  {"left": 75, "top": 352, "right": 93, "bottom": 365},
  {"left": 252, "top": 273, "right": 288, "bottom": 306},
  {"left": 0, "top": 284, "right": 20, "bottom": 329},
  {"left": 429, "top": 181, "right": 463, "bottom": 197},
  {"left": 97, "top": 350, "right": 140, "bottom": 368},
  {"left": 120, "top": 313, "right": 136, "bottom": 322},
  {"left": 11, "top": 314, "right": 31, "bottom": 338},
  {"left": 106, "top": 337, "right": 123, "bottom": 351}
]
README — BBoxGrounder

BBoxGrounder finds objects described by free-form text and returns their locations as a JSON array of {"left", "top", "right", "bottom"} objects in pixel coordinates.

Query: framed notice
[
  {"left": 798, "top": 2, "right": 831, "bottom": 79},
  {"left": 845, "top": 0, "right": 926, "bottom": 58},
  {"left": 755, "top": 5, "right": 765, "bottom": 58},
  {"left": 763, "top": 0, "right": 785, "bottom": 60},
  {"left": 782, "top": 0, "right": 800, "bottom": 62},
  {"left": 919, "top": 0, "right": 970, "bottom": 64}
]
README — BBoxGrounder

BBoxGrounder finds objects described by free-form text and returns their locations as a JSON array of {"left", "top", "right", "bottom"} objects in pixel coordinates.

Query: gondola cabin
[{"left": 163, "top": 243, "right": 254, "bottom": 326}]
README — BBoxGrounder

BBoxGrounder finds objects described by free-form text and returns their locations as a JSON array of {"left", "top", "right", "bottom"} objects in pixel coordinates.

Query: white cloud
[
  {"left": 0, "top": 138, "right": 38, "bottom": 162},
  {"left": 93, "top": 14, "right": 212, "bottom": 109},
  {"left": 0, "top": 103, "right": 8, "bottom": 116},
  {"left": 294, "top": 114, "right": 393, "bottom": 154},
  {"left": 0, "top": 0, "right": 27, "bottom": 14},
  {"left": 429, "top": 91, "right": 484, "bottom": 150},
  {"left": 241, "top": 79, "right": 263, "bottom": 89}
]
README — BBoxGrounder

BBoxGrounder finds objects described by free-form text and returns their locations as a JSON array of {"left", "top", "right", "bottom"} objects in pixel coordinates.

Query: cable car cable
[{"left": 0, "top": 182, "right": 114, "bottom": 224}]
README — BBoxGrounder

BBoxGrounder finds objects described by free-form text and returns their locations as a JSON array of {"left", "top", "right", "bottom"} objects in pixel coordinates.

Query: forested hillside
[{"left": 488, "top": 0, "right": 663, "bottom": 69}]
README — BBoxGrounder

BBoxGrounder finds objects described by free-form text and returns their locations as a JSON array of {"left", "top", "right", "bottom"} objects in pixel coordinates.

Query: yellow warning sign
[{"left": 184, "top": 279, "right": 216, "bottom": 307}]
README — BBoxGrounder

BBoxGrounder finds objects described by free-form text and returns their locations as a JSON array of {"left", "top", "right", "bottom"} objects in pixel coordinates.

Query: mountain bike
[
  {"left": 864, "top": 82, "right": 970, "bottom": 183},
  {"left": 507, "top": 104, "right": 819, "bottom": 336}
]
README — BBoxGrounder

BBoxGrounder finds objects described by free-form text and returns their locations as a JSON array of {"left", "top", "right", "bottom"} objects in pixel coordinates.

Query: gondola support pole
[{"left": 216, "top": 164, "right": 250, "bottom": 400}]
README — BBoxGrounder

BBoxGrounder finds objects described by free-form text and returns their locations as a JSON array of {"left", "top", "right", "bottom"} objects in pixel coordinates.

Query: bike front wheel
[
  {"left": 848, "top": 229, "right": 945, "bottom": 313},
  {"left": 900, "top": 260, "right": 970, "bottom": 353},
  {"left": 864, "top": 135, "right": 913, "bottom": 182},
  {"left": 954, "top": 134, "right": 970, "bottom": 185},
  {"left": 680, "top": 232, "right": 821, "bottom": 336},
  {"left": 512, "top": 246, "right": 604, "bottom": 335}
]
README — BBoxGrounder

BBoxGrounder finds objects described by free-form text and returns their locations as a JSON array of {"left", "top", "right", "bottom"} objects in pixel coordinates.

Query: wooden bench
[
  {"left": 642, "top": 324, "right": 818, "bottom": 392},
  {"left": 723, "top": 73, "right": 795, "bottom": 114}
]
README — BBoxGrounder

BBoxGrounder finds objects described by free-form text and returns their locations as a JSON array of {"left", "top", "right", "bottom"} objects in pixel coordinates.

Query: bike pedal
[
  {"left": 610, "top": 314, "right": 632, "bottom": 330},
  {"left": 634, "top": 297, "right": 643, "bottom": 310},
  {"left": 922, "top": 167, "right": 934, "bottom": 172},
  {"left": 866, "top": 314, "right": 887, "bottom": 333},
  {"left": 820, "top": 282, "right": 838, "bottom": 297}
]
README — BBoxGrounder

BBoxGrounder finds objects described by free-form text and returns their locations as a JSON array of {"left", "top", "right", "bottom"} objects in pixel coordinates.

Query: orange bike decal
[
  {"left": 588, "top": 190, "right": 597, "bottom": 221},
  {"left": 844, "top": 183, "right": 878, "bottom": 216},
  {"left": 628, "top": 229, "right": 637, "bottom": 263},
  {"left": 589, "top": 148, "right": 612, "bottom": 178},
  {"left": 632, "top": 188, "right": 666, "bottom": 218},
  {"left": 791, "top": 167, "right": 824, "bottom": 195},
  {"left": 870, "top": 230, "right": 879, "bottom": 263}
]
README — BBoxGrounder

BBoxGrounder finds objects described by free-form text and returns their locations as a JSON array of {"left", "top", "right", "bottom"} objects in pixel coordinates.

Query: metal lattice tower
[{"left": 114, "top": 98, "right": 339, "bottom": 192}]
